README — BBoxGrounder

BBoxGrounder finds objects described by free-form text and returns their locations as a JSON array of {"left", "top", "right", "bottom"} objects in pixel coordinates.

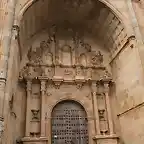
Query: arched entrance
[
  {"left": 51, "top": 100, "right": 89, "bottom": 144},
  {"left": 16, "top": 1, "right": 135, "bottom": 144}
]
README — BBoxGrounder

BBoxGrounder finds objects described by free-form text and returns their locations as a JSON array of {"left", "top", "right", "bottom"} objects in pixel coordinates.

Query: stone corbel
[
  {"left": 75, "top": 79, "right": 85, "bottom": 89},
  {"left": 52, "top": 77, "right": 63, "bottom": 89}
]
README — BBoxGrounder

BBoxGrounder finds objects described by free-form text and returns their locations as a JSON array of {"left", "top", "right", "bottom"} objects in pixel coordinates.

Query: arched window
[{"left": 51, "top": 100, "right": 89, "bottom": 144}]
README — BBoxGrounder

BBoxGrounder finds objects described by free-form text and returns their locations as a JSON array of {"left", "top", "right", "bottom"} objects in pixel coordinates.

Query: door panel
[{"left": 51, "top": 101, "right": 89, "bottom": 144}]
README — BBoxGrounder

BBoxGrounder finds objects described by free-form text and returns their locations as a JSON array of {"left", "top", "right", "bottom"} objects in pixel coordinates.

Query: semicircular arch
[
  {"left": 48, "top": 97, "right": 93, "bottom": 121},
  {"left": 17, "top": 0, "right": 128, "bottom": 27}
]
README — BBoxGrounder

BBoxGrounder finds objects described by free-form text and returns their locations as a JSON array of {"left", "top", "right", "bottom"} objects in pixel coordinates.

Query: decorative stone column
[
  {"left": 39, "top": 78, "right": 47, "bottom": 137},
  {"left": 93, "top": 91, "right": 100, "bottom": 135},
  {"left": 93, "top": 81, "right": 118, "bottom": 144},
  {"left": 0, "top": 0, "right": 17, "bottom": 108},
  {"left": 25, "top": 79, "right": 32, "bottom": 137},
  {"left": 92, "top": 82, "right": 100, "bottom": 135},
  {"left": 104, "top": 82, "right": 114, "bottom": 135}
]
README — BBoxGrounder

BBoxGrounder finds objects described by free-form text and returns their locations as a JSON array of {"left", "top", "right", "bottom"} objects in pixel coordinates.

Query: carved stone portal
[{"left": 19, "top": 33, "right": 116, "bottom": 144}]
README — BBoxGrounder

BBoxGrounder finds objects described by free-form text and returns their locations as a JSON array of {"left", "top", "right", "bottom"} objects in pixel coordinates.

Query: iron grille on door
[{"left": 51, "top": 101, "right": 89, "bottom": 144}]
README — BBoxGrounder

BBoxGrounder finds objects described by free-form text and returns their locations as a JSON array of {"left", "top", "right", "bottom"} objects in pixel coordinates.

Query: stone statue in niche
[
  {"left": 61, "top": 45, "right": 72, "bottom": 66},
  {"left": 79, "top": 53, "right": 87, "bottom": 67},
  {"left": 27, "top": 46, "right": 42, "bottom": 64},
  {"left": 41, "top": 51, "right": 53, "bottom": 65},
  {"left": 40, "top": 40, "right": 53, "bottom": 65},
  {"left": 91, "top": 51, "right": 103, "bottom": 66}
]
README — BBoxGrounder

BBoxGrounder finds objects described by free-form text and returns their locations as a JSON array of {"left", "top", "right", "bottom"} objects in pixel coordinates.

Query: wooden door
[{"left": 51, "top": 101, "right": 89, "bottom": 144}]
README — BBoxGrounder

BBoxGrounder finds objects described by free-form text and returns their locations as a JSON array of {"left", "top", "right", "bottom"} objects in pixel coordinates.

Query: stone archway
[
  {"left": 15, "top": 1, "right": 138, "bottom": 144},
  {"left": 51, "top": 100, "right": 89, "bottom": 144}
]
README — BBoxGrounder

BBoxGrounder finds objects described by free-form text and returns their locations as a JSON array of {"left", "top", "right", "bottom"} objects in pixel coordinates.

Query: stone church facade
[{"left": 0, "top": 0, "right": 144, "bottom": 144}]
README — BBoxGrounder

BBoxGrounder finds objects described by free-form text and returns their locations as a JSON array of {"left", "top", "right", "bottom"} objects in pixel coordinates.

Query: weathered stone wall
[
  {"left": 1, "top": 30, "right": 23, "bottom": 144},
  {"left": 111, "top": 38, "right": 144, "bottom": 144},
  {"left": 2, "top": 0, "right": 144, "bottom": 144},
  {"left": 132, "top": 0, "right": 144, "bottom": 40}
]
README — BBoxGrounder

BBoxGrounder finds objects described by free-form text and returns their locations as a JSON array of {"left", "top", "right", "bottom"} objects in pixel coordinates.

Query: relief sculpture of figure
[
  {"left": 40, "top": 40, "right": 53, "bottom": 65},
  {"left": 79, "top": 53, "right": 87, "bottom": 67},
  {"left": 42, "top": 50, "right": 53, "bottom": 65},
  {"left": 61, "top": 45, "right": 72, "bottom": 66},
  {"left": 27, "top": 46, "right": 42, "bottom": 64}
]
